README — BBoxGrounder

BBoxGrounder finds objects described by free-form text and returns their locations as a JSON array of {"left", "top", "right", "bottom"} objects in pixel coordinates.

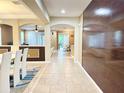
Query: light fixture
[
  {"left": 95, "top": 8, "right": 112, "bottom": 16},
  {"left": 35, "top": 25, "right": 38, "bottom": 32},
  {"left": 61, "top": 9, "right": 66, "bottom": 14}
]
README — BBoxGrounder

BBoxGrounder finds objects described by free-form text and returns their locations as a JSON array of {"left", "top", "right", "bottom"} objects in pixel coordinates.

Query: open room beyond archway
[
  {"left": 50, "top": 24, "right": 75, "bottom": 58},
  {"left": 19, "top": 24, "right": 45, "bottom": 46},
  {"left": 19, "top": 24, "right": 45, "bottom": 61}
]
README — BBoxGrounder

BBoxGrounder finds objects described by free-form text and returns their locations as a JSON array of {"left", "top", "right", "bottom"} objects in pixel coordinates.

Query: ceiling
[
  {"left": 20, "top": 24, "right": 74, "bottom": 32},
  {"left": 43, "top": 0, "right": 92, "bottom": 17},
  {"left": 20, "top": 24, "right": 44, "bottom": 31},
  {"left": 0, "top": 0, "right": 92, "bottom": 20},
  {"left": 0, "top": 0, "right": 37, "bottom": 19},
  {"left": 51, "top": 24, "right": 74, "bottom": 31}
]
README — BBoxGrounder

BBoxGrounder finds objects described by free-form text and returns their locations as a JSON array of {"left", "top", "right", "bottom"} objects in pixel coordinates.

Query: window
[{"left": 20, "top": 31, "right": 45, "bottom": 45}]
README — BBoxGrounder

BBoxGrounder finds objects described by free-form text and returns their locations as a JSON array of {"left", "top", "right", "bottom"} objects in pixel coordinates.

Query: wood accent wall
[
  {"left": 83, "top": 0, "right": 124, "bottom": 93},
  {"left": 19, "top": 46, "right": 45, "bottom": 61},
  {"left": 0, "top": 46, "right": 11, "bottom": 54}
]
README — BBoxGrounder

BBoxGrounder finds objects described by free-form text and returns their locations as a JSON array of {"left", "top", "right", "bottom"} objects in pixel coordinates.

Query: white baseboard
[{"left": 77, "top": 62, "right": 103, "bottom": 93}]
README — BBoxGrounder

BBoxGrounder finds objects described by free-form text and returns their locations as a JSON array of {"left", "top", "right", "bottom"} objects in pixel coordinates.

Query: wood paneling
[
  {"left": 83, "top": 0, "right": 124, "bottom": 93},
  {"left": 83, "top": 53, "right": 124, "bottom": 93},
  {"left": 0, "top": 46, "right": 11, "bottom": 53},
  {"left": 20, "top": 46, "right": 45, "bottom": 61},
  {"left": 83, "top": 0, "right": 124, "bottom": 31},
  {"left": 111, "top": 19, "right": 124, "bottom": 30},
  {"left": 111, "top": 48, "right": 124, "bottom": 60},
  {"left": 84, "top": 0, "right": 124, "bottom": 19}
]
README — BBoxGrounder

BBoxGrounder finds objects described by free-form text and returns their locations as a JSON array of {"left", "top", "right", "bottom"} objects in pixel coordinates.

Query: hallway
[{"left": 23, "top": 51, "right": 102, "bottom": 93}]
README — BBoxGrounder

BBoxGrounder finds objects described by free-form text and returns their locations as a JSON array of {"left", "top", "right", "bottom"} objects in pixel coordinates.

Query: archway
[
  {"left": 44, "top": 18, "right": 80, "bottom": 62},
  {"left": 19, "top": 24, "right": 46, "bottom": 61},
  {"left": 50, "top": 24, "right": 75, "bottom": 57},
  {"left": 19, "top": 24, "right": 45, "bottom": 45}
]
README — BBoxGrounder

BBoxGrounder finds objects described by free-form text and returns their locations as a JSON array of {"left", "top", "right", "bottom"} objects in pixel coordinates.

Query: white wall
[
  {"left": 0, "top": 26, "right": 1, "bottom": 45},
  {"left": 0, "top": 17, "right": 83, "bottom": 65},
  {"left": 44, "top": 17, "right": 82, "bottom": 64},
  {"left": 78, "top": 15, "right": 83, "bottom": 65},
  {"left": 45, "top": 25, "right": 51, "bottom": 61}
]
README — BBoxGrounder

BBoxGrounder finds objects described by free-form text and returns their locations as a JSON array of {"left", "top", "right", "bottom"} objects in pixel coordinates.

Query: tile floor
[
  {"left": 23, "top": 50, "right": 102, "bottom": 93},
  {"left": 10, "top": 63, "right": 47, "bottom": 93}
]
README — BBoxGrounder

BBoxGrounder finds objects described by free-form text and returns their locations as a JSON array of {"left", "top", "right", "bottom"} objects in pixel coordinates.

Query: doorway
[
  {"left": 51, "top": 24, "right": 74, "bottom": 57},
  {"left": 58, "top": 32, "right": 69, "bottom": 51}
]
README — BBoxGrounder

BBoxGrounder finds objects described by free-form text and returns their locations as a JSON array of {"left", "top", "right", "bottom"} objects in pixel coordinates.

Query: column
[
  {"left": 45, "top": 25, "right": 51, "bottom": 61},
  {"left": 74, "top": 25, "right": 80, "bottom": 63},
  {"left": 78, "top": 16, "right": 83, "bottom": 65},
  {"left": 11, "top": 21, "right": 20, "bottom": 51}
]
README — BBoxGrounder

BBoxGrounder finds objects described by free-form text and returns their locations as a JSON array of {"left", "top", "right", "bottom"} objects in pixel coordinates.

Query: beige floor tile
[
  {"left": 67, "top": 85, "right": 84, "bottom": 93},
  {"left": 50, "top": 85, "right": 67, "bottom": 93},
  {"left": 22, "top": 51, "right": 102, "bottom": 93},
  {"left": 32, "top": 85, "right": 50, "bottom": 93}
]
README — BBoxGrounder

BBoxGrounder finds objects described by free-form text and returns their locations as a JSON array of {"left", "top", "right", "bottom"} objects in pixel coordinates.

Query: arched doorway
[
  {"left": 19, "top": 24, "right": 45, "bottom": 61},
  {"left": 44, "top": 19, "right": 80, "bottom": 62},
  {"left": 50, "top": 24, "right": 74, "bottom": 57},
  {"left": 19, "top": 24, "right": 45, "bottom": 46}
]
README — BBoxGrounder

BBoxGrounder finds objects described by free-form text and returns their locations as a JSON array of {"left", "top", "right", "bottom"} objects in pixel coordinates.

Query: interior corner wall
[
  {"left": 79, "top": 15, "right": 83, "bottom": 65},
  {"left": 1, "top": 25, "right": 13, "bottom": 45},
  {"left": 0, "top": 26, "right": 2, "bottom": 45}
]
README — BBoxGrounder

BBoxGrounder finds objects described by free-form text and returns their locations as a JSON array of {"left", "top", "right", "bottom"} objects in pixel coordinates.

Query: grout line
[{"left": 77, "top": 62, "right": 103, "bottom": 93}]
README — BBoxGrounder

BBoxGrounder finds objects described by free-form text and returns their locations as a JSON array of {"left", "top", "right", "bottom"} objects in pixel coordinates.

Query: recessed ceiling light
[
  {"left": 95, "top": 8, "right": 112, "bottom": 16},
  {"left": 61, "top": 9, "right": 66, "bottom": 14}
]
